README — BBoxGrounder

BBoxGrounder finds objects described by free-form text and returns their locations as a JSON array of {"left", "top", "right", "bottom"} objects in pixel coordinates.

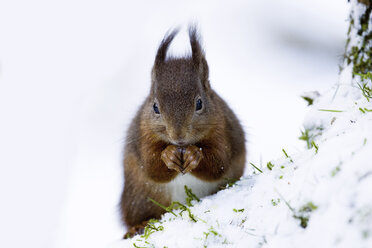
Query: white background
[{"left": 0, "top": 0, "right": 348, "bottom": 247}]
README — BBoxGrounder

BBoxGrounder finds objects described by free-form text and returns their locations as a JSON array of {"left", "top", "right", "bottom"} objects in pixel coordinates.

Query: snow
[{"left": 0, "top": 0, "right": 351, "bottom": 248}]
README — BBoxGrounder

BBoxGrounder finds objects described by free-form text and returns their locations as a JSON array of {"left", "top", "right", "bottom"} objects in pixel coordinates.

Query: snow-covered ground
[
  {"left": 0, "top": 0, "right": 349, "bottom": 248},
  {"left": 117, "top": 64, "right": 372, "bottom": 247}
]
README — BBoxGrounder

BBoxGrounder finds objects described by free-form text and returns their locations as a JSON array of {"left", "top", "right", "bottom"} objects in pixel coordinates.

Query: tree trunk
[{"left": 345, "top": 0, "right": 372, "bottom": 78}]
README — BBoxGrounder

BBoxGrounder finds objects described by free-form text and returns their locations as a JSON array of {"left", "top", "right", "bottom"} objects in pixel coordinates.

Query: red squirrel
[{"left": 120, "top": 26, "right": 246, "bottom": 238}]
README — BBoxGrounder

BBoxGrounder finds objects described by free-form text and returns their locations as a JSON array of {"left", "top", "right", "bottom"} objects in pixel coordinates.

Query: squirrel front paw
[
  {"left": 182, "top": 145, "right": 203, "bottom": 173},
  {"left": 161, "top": 145, "right": 184, "bottom": 173}
]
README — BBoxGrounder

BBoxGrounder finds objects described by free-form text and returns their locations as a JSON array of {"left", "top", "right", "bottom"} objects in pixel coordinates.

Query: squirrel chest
[{"left": 166, "top": 173, "right": 224, "bottom": 203}]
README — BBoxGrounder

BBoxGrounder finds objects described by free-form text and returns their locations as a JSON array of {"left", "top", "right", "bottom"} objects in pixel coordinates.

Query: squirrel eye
[
  {"left": 196, "top": 99, "right": 203, "bottom": 111},
  {"left": 153, "top": 103, "right": 160, "bottom": 114}
]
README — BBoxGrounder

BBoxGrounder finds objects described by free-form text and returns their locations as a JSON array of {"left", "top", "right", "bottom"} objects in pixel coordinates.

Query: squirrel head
[{"left": 143, "top": 26, "right": 217, "bottom": 146}]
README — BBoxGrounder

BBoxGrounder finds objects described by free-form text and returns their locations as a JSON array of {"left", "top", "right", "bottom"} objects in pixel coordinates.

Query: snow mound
[{"left": 116, "top": 64, "right": 372, "bottom": 248}]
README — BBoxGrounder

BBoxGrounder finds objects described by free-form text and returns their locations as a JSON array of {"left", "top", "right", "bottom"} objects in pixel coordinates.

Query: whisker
[
  {"left": 125, "top": 126, "right": 167, "bottom": 145},
  {"left": 125, "top": 132, "right": 149, "bottom": 145},
  {"left": 193, "top": 123, "right": 219, "bottom": 127},
  {"left": 151, "top": 127, "right": 166, "bottom": 132}
]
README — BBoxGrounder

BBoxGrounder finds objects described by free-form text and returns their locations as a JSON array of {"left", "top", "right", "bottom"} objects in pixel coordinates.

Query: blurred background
[{"left": 0, "top": 0, "right": 348, "bottom": 247}]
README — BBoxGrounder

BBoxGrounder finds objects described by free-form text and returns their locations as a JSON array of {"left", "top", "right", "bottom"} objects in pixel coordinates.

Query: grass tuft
[
  {"left": 250, "top": 162, "right": 263, "bottom": 173},
  {"left": 282, "top": 148, "right": 293, "bottom": 163},
  {"left": 331, "top": 166, "right": 341, "bottom": 177},
  {"left": 266, "top": 162, "right": 274, "bottom": 170},
  {"left": 299, "top": 126, "right": 323, "bottom": 149},
  {"left": 185, "top": 185, "right": 200, "bottom": 207},
  {"left": 148, "top": 198, "right": 177, "bottom": 217},
  {"left": 233, "top": 208, "right": 245, "bottom": 213},
  {"left": 220, "top": 178, "right": 238, "bottom": 189},
  {"left": 299, "top": 202, "right": 318, "bottom": 212},
  {"left": 149, "top": 186, "right": 204, "bottom": 224},
  {"left": 141, "top": 219, "right": 164, "bottom": 240},
  {"left": 311, "top": 141, "right": 319, "bottom": 154},
  {"left": 299, "top": 129, "right": 312, "bottom": 149},
  {"left": 301, "top": 96, "right": 314, "bottom": 106},
  {"left": 359, "top": 107, "right": 372, "bottom": 113},
  {"left": 356, "top": 72, "right": 372, "bottom": 102},
  {"left": 277, "top": 190, "right": 318, "bottom": 229},
  {"left": 203, "top": 226, "right": 222, "bottom": 247},
  {"left": 318, "top": 109, "right": 344, "bottom": 112},
  {"left": 271, "top": 198, "right": 281, "bottom": 206}
]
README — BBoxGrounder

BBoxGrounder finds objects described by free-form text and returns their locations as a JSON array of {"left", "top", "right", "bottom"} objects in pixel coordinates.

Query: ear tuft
[
  {"left": 155, "top": 28, "right": 180, "bottom": 66},
  {"left": 188, "top": 25, "right": 210, "bottom": 89},
  {"left": 188, "top": 25, "right": 203, "bottom": 66}
]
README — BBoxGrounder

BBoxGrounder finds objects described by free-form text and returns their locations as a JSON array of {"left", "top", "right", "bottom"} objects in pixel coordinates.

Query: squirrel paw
[
  {"left": 161, "top": 145, "right": 184, "bottom": 173},
  {"left": 123, "top": 220, "right": 148, "bottom": 239},
  {"left": 182, "top": 145, "right": 203, "bottom": 173}
]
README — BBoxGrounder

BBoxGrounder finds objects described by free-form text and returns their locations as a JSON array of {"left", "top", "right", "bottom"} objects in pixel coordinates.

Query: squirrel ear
[
  {"left": 189, "top": 25, "right": 210, "bottom": 90},
  {"left": 154, "top": 28, "right": 180, "bottom": 67}
]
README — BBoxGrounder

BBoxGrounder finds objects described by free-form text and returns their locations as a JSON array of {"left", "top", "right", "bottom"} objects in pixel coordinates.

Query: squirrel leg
[{"left": 121, "top": 153, "right": 170, "bottom": 235}]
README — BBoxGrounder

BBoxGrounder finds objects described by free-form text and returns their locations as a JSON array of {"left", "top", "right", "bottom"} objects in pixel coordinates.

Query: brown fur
[{"left": 120, "top": 26, "right": 246, "bottom": 238}]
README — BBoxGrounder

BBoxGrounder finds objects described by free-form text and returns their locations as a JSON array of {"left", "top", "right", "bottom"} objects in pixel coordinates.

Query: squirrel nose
[
  {"left": 170, "top": 137, "right": 186, "bottom": 146},
  {"left": 175, "top": 141, "right": 186, "bottom": 146},
  {"left": 168, "top": 130, "right": 186, "bottom": 145},
  {"left": 167, "top": 125, "right": 188, "bottom": 145}
]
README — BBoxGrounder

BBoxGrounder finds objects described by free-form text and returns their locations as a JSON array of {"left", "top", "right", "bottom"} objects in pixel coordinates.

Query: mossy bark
[{"left": 345, "top": 0, "right": 372, "bottom": 78}]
